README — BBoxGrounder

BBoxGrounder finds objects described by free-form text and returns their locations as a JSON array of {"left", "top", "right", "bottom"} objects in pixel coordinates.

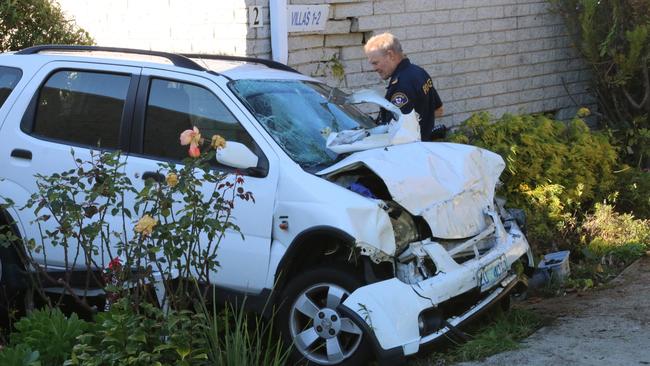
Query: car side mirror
[{"left": 216, "top": 141, "right": 259, "bottom": 170}]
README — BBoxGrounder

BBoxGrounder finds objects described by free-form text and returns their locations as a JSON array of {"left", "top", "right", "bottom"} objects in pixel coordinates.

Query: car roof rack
[
  {"left": 182, "top": 53, "right": 300, "bottom": 74},
  {"left": 16, "top": 45, "right": 206, "bottom": 72}
]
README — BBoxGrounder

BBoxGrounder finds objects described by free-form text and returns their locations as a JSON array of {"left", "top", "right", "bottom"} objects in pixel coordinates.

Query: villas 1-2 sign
[{"left": 287, "top": 5, "right": 329, "bottom": 32}]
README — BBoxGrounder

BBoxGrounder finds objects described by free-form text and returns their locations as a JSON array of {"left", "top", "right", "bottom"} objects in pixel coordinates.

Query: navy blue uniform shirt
[{"left": 380, "top": 58, "right": 443, "bottom": 140}]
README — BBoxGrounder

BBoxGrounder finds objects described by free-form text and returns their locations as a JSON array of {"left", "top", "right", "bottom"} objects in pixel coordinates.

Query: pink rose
[
  {"left": 188, "top": 144, "right": 201, "bottom": 158},
  {"left": 180, "top": 127, "right": 201, "bottom": 147}
]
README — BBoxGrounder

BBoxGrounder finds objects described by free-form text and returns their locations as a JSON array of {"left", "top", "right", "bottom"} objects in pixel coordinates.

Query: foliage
[
  {"left": 413, "top": 308, "right": 543, "bottom": 365},
  {"left": 450, "top": 308, "right": 542, "bottom": 362},
  {"left": 324, "top": 54, "right": 346, "bottom": 81},
  {"left": 9, "top": 308, "right": 89, "bottom": 366},
  {"left": 581, "top": 203, "right": 650, "bottom": 248},
  {"left": 0, "top": 344, "right": 40, "bottom": 366},
  {"left": 448, "top": 112, "right": 618, "bottom": 251},
  {"left": 612, "top": 167, "right": 650, "bottom": 219},
  {"left": 66, "top": 299, "right": 209, "bottom": 366},
  {"left": 66, "top": 295, "right": 289, "bottom": 366},
  {"left": 199, "top": 299, "right": 290, "bottom": 366},
  {"left": 549, "top": 0, "right": 650, "bottom": 168},
  {"left": 0, "top": 0, "right": 93, "bottom": 52},
  {"left": 9, "top": 128, "right": 252, "bottom": 309},
  {"left": 564, "top": 203, "right": 650, "bottom": 288}
]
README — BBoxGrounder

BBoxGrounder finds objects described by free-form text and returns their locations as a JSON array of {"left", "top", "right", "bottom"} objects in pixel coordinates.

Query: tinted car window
[
  {"left": 0, "top": 66, "right": 22, "bottom": 108},
  {"left": 33, "top": 70, "right": 130, "bottom": 149},
  {"left": 144, "top": 78, "right": 258, "bottom": 162}
]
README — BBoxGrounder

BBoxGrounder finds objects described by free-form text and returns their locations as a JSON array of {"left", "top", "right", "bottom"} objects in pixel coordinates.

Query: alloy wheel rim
[{"left": 289, "top": 282, "right": 363, "bottom": 365}]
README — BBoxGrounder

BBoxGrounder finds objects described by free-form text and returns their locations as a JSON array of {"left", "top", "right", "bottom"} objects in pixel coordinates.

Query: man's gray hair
[{"left": 364, "top": 32, "right": 403, "bottom": 55}]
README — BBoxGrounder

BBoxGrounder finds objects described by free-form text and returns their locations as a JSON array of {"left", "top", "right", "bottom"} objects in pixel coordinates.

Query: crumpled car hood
[{"left": 317, "top": 142, "right": 505, "bottom": 239}]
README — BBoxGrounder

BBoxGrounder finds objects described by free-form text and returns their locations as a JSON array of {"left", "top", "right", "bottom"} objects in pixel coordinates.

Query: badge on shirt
[{"left": 390, "top": 92, "right": 409, "bottom": 108}]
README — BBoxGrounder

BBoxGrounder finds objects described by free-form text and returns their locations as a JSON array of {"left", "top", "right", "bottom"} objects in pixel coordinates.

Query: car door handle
[
  {"left": 10, "top": 149, "right": 32, "bottom": 160},
  {"left": 142, "top": 171, "right": 165, "bottom": 183}
]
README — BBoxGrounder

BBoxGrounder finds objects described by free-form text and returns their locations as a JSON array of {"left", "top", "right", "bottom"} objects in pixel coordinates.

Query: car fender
[{"left": 0, "top": 178, "right": 30, "bottom": 240}]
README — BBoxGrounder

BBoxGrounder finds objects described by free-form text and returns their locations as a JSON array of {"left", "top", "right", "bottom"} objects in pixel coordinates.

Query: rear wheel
[{"left": 278, "top": 265, "right": 371, "bottom": 365}]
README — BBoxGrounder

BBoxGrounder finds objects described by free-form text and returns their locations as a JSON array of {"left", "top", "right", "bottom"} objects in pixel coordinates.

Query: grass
[{"left": 411, "top": 307, "right": 544, "bottom": 365}]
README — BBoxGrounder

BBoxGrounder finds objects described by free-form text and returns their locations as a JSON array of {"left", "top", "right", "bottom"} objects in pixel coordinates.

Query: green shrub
[
  {"left": 9, "top": 308, "right": 88, "bottom": 366},
  {"left": 567, "top": 203, "right": 650, "bottom": 285},
  {"left": 582, "top": 203, "right": 650, "bottom": 254},
  {"left": 448, "top": 112, "right": 618, "bottom": 251},
  {"left": 550, "top": 0, "right": 650, "bottom": 168},
  {"left": 0, "top": 0, "right": 93, "bottom": 52},
  {"left": 613, "top": 167, "right": 650, "bottom": 219},
  {"left": 66, "top": 295, "right": 289, "bottom": 366},
  {"left": 66, "top": 300, "right": 209, "bottom": 366},
  {"left": 0, "top": 344, "right": 40, "bottom": 366}
]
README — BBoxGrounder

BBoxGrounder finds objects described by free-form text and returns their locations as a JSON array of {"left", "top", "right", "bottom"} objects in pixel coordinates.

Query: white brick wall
[{"left": 57, "top": 0, "right": 594, "bottom": 124}]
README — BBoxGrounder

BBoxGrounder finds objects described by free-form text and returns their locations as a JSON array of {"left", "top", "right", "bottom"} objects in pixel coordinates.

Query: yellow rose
[
  {"left": 166, "top": 173, "right": 179, "bottom": 187},
  {"left": 211, "top": 135, "right": 226, "bottom": 150},
  {"left": 134, "top": 215, "right": 157, "bottom": 237},
  {"left": 577, "top": 107, "right": 590, "bottom": 118}
]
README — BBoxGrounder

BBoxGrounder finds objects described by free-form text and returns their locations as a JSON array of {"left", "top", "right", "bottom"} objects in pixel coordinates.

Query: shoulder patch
[{"left": 390, "top": 92, "right": 409, "bottom": 108}]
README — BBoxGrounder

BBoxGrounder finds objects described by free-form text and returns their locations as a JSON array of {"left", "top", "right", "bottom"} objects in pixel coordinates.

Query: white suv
[{"left": 0, "top": 46, "right": 534, "bottom": 365}]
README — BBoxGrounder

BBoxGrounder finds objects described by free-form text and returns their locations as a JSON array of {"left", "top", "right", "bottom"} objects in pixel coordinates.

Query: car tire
[{"left": 277, "top": 265, "right": 371, "bottom": 366}]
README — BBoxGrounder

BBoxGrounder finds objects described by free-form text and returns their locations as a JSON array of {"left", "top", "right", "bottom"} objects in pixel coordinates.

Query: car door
[
  {"left": 123, "top": 68, "right": 278, "bottom": 293},
  {"left": 0, "top": 61, "right": 140, "bottom": 269}
]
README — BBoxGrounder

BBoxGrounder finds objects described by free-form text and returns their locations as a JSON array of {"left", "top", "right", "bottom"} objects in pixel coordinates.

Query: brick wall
[
  {"left": 58, "top": 0, "right": 594, "bottom": 125},
  {"left": 277, "top": 0, "right": 595, "bottom": 124}
]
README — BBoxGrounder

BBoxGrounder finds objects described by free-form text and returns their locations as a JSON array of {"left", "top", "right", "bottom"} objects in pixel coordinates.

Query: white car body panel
[
  {"left": 1, "top": 60, "right": 141, "bottom": 268},
  {"left": 318, "top": 142, "right": 505, "bottom": 239},
  {"left": 341, "top": 219, "right": 530, "bottom": 355},
  {"left": 269, "top": 168, "right": 396, "bottom": 263}
]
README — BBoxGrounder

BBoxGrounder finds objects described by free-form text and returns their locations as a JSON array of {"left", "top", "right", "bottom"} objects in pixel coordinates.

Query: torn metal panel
[
  {"left": 325, "top": 110, "right": 420, "bottom": 154},
  {"left": 318, "top": 142, "right": 505, "bottom": 239},
  {"left": 324, "top": 89, "right": 422, "bottom": 154},
  {"left": 340, "top": 219, "right": 531, "bottom": 355}
]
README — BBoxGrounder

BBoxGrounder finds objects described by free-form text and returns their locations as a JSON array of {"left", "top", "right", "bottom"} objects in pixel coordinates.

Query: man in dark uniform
[{"left": 364, "top": 33, "right": 444, "bottom": 141}]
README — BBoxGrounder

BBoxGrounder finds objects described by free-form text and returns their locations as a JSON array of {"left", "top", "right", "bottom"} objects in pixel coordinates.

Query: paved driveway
[{"left": 458, "top": 257, "right": 650, "bottom": 366}]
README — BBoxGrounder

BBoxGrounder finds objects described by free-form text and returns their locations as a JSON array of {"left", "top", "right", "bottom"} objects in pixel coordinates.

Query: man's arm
[{"left": 435, "top": 106, "right": 444, "bottom": 118}]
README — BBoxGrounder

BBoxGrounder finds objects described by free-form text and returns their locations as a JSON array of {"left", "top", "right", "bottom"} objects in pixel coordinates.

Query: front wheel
[{"left": 277, "top": 265, "right": 371, "bottom": 365}]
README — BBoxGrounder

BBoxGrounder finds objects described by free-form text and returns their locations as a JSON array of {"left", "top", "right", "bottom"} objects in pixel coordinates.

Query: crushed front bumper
[{"left": 338, "top": 220, "right": 531, "bottom": 364}]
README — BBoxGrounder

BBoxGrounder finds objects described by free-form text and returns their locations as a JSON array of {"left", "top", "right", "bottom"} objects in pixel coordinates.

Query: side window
[
  {"left": 33, "top": 70, "right": 130, "bottom": 149},
  {"left": 143, "top": 78, "right": 258, "bottom": 162},
  {"left": 0, "top": 66, "right": 22, "bottom": 108}
]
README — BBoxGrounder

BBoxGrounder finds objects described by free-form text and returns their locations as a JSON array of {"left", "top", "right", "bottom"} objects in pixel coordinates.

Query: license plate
[{"left": 478, "top": 256, "right": 508, "bottom": 292}]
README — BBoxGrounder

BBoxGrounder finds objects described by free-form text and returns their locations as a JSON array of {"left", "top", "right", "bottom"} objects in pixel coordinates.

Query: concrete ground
[{"left": 457, "top": 256, "right": 650, "bottom": 366}]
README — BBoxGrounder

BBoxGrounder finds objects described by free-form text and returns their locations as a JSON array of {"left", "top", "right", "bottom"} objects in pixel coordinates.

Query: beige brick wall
[
  {"left": 58, "top": 0, "right": 594, "bottom": 124},
  {"left": 282, "top": 0, "right": 594, "bottom": 124}
]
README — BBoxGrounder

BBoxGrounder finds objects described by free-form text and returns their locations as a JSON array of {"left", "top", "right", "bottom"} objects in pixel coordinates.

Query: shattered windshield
[{"left": 229, "top": 80, "right": 375, "bottom": 168}]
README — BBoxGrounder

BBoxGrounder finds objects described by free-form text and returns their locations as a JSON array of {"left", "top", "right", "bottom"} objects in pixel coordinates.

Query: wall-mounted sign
[
  {"left": 249, "top": 6, "right": 263, "bottom": 28},
  {"left": 287, "top": 5, "right": 329, "bottom": 32}
]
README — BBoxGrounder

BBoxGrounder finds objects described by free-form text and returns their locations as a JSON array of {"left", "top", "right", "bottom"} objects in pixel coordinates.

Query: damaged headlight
[{"left": 388, "top": 205, "right": 419, "bottom": 251}]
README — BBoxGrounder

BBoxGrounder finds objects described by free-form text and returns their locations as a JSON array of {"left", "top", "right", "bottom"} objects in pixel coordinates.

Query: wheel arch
[{"left": 273, "top": 226, "right": 361, "bottom": 291}]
